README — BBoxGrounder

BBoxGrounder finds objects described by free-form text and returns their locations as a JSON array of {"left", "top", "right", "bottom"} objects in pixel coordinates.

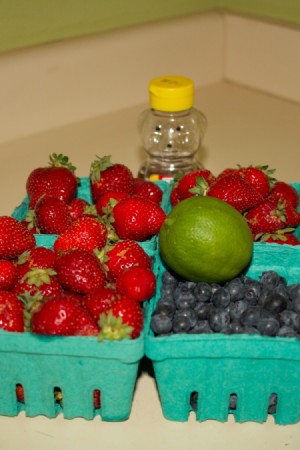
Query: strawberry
[
  {"left": 95, "top": 191, "right": 129, "bottom": 216},
  {"left": 244, "top": 199, "right": 286, "bottom": 238},
  {"left": 0, "top": 216, "right": 36, "bottom": 259},
  {"left": 82, "top": 287, "right": 120, "bottom": 323},
  {"left": 68, "top": 198, "right": 94, "bottom": 221},
  {"left": 111, "top": 195, "right": 166, "bottom": 241},
  {"left": 16, "top": 384, "right": 25, "bottom": 403},
  {"left": 54, "top": 216, "right": 108, "bottom": 254},
  {"left": 98, "top": 296, "right": 143, "bottom": 340},
  {"left": 132, "top": 179, "right": 163, "bottom": 204},
  {"left": 116, "top": 266, "right": 156, "bottom": 302},
  {"left": 34, "top": 196, "right": 72, "bottom": 234},
  {"left": 54, "top": 249, "right": 107, "bottom": 294},
  {"left": 280, "top": 201, "right": 300, "bottom": 228},
  {"left": 0, "top": 291, "right": 24, "bottom": 332},
  {"left": 258, "top": 228, "right": 300, "bottom": 245},
  {"left": 30, "top": 293, "right": 98, "bottom": 336},
  {"left": 177, "top": 169, "right": 216, "bottom": 200},
  {"left": 26, "top": 153, "right": 78, "bottom": 208},
  {"left": 13, "top": 267, "right": 63, "bottom": 298},
  {"left": 170, "top": 186, "right": 180, "bottom": 207},
  {"left": 207, "top": 173, "right": 263, "bottom": 213},
  {"left": 0, "top": 260, "right": 18, "bottom": 290},
  {"left": 90, "top": 155, "right": 134, "bottom": 203},
  {"left": 104, "top": 240, "right": 152, "bottom": 282},
  {"left": 236, "top": 165, "right": 275, "bottom": 198},
  {"left": 15, "top": 246, "right": 56, "bottom": 280},
  {"left": 269, "top": 181, "right": 299, "bottom": 208}
]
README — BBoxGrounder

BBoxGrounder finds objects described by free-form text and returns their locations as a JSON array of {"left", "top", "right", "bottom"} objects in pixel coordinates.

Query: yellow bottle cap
[{"left": 148, "top": 75, "right": 194, "bottom": 112}]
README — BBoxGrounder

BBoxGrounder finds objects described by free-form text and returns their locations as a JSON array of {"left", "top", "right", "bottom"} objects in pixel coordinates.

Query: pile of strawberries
[
  {"left": 170, "top": 165, "right": 300, "bottom": 245},
  {"left": 0, "top": 154, "right": 166, "bottom": 340}
]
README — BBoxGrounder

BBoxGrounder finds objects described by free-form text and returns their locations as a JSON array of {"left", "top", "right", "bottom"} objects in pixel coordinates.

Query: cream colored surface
[{"left": 0, "top": 11, "right": 300, "bottom": 450}]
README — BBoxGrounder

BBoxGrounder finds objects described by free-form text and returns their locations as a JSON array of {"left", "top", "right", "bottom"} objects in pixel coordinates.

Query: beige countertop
[{"left": 0, "top": 80, "right": 299, "bottom": 449}]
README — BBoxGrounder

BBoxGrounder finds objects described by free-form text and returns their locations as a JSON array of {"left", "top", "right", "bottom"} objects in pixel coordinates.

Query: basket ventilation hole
[
  {"left": 190, "top": 391, "right": 198, "bottom": 411},
  {"left": 268, "top": 393, "right": 278, "bottom": 414},
  {"left": 229, "top": 393, "right": 237, "bottom": 411},
  {"left": 54, "top": 387, "right": 63, "bottom": 408},
  {"left": 93, "top": 389, "right": 101, "bottom": 410},
  {"left": 16, "top": 383, "right": 24, "bottom": 404}
]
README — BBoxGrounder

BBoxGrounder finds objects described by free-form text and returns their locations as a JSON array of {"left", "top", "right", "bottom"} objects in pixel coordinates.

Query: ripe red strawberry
[
  {"left": 90, "top": 155, "right": 134, "bottom": 203},
  {"left": 26, "top": 153, "right": 78, "bottom": 208},
  {"left": 34, "top": 196, "right": 72, "bottom": 234},
  {"left": 98, "top": 296, "right": 143, "bottom": 340},
  {"left": 132, "top": 179, "right": 163, "bottom": 204},
  {"left": 0, "top": 291, "right": 24, "bottom": 332},
  {"left": 0, "top": 216, "right": 36, "bottom": 259},
  {"left": 15, "top": 246, "right": 56, "bottom": 280},
  {"left": 13, "top": 267, "right": 63, "bottom": 298},
  {"left": 269, "top": 181, "right": 299, "bottom": 208},
  {"left": 170, "top": 186, "right": 180, "bottom": 207},
  {"left": 82, "top": 287, "right": 120, "bottom": 323},
  {"left": 116, "top": 266, "right": 156, "bottom": 302},
  {"left": 111, "top": 195, "right": 166, "bottom": 241},
  {"left": 16, "top": 384, "right": 25, "bottom": 403},
  {"left": 0, "top": 260, "right": 18, "bottom": 290},
  {"left": 244, "top": 199, "right": 286, "bottom": 238},
  {"left": 208, "top": 173, "right": 263, "bottom": 213},
  {"left": 95, "top": 191, "right": 129, "bottom": 216},
  {"left": 177, "top": 169, "right": 216, "bottom": 200},
  {"left": 104, "top": 240, "right": 152, "bottom": 282},
  {"left": 54, "top": 249, "right": 107, "bottom": 294},
  {"left": 236, "top": 165, "right": 274, "bottom": 198},
  {"left": 281, "top": 201, "right": 300, "bottom": 227},
  {"left": 54, "top": 216, "right": 108, "bottom": 254},
  {"left": 259, "top": 228, "right": 300, "bottom": 245},
  {"left": 30, "top": 293, "right": 98, "bottom": 336},
  {"left": 68, "top": 197, "right": 94, "bottom": 221}
]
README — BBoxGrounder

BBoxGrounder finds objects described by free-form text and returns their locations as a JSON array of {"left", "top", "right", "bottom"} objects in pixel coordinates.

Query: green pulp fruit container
[
  {"left": 145, "top": 244, "right": 300, "bottom": 424},
  {"left": 0, "top": 330, "right": 144, "bottom": 421}
]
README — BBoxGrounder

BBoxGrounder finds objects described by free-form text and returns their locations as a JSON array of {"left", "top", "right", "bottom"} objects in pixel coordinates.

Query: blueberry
[
  {"left": 193, "top": 282, "right": 212, "bottom": 302},
  {"left": 162, "top": 270, "right": 178, "bottom": 287},
  {"left": 259, "top": 271, "right": 286, "bottom": 290},
  {"left": 240, "top": 306, "right": 262, "bottom": 328},
  {"left": 287, "top": 283, "right": 300, "bottom": 301},
  {"left": 189, "top": 320, "right": 213, "bottom": 334},
  {"left": 173, "top": 285, "right": 196, "bottom": 309},
  {"left": 230, "top": 300, "right": 249, "bottom": 322},
  {"left": 257, "top": 317, "right": 280, "bottom": 336},
  {"left": 194, "top": 301, "right": 214, "bottom": 320},
  {"left": 277, "top": 326, "right": 299, "bottom": 338},
  {"left": 243, "top": 280, "right": 261, "bottom": 306},
  {"left": 173, "top": 308, "right": 197, "bottom": 333},
  {"left": 211, "top": 287, "right": 231, "bottom": 308},
  {"left": 288, "top": 284, "right": 300, "bottom": 313},
  {"left": 279, "top": 310, "right": 299, "bottom": 330},
  {"left": 225, "top": 277, "right": 245, "bottom": 302},
  {"left": 263, "top": 292, "right": 287, "bottom": 314},
  {"left": 228, "top": 321, "right": 244, "bottom": 334},
  {"left": 208, "top": 308, "right": 230, "bottom": 332},
  {"left": 150, "top": 312, "right": 173, "bottom": 335},
  {"left": 242, "top": 326, "right": 259, "bottom": 335}
]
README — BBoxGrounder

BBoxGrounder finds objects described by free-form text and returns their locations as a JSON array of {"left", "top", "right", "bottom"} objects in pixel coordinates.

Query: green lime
[{"left": 159, "top": 196, "right": 253, "bottom": 283}]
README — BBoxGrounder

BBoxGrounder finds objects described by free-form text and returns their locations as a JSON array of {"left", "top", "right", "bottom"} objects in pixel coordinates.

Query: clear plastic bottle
[{"left": 137, "top": 75, "right": 207, "bottom": 181}]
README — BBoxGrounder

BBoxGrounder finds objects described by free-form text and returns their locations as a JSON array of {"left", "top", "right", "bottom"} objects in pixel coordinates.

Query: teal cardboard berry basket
[
  {"left": 144, "top": 244, "right": 300, "bottom": 424},
  {"left": 0, "top": 329, "right": 144, "bottom": 421},
  {"left": 11, "top": 178, "right": 171, "bottom": 256}
]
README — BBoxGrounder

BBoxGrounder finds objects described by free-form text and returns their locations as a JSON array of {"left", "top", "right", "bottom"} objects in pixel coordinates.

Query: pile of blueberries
[{"left": 150, "top": 269, "right": 300, "bottom": 338}]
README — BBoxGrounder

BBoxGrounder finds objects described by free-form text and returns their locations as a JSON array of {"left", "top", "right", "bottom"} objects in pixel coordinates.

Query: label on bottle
[{"left": 149, "top": 174, "right": 174, "bottom": 182}]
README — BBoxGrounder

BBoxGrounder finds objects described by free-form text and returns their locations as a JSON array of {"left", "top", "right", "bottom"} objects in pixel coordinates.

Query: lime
[{"left": 159, "top": 196, "right": 253, "bottom": 283}]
